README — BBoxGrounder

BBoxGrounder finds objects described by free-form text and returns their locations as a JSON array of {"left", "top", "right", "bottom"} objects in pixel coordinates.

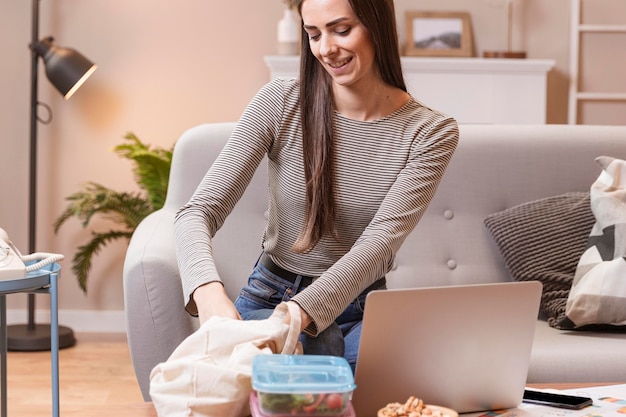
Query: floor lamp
[{"left": 7, "top": 0, "right": 97, "bottom": 351}]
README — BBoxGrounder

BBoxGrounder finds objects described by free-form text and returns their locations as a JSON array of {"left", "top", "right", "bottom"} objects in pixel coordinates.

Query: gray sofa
[{"left": 123, "top": 122, "right": 626, "bottom": 401}]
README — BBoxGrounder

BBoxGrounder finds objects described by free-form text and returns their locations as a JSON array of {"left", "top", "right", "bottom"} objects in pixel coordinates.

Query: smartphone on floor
[{"left": 523, "top": 389, "right": 593, "bottom": 410}]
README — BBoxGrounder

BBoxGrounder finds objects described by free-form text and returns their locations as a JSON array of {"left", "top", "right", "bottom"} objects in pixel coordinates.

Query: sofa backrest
[
  {"left": 165, "top": 123, "right": 626, "bottom": 298},
  {"left": 393, "top": 124, "right": 626, "bottom": 289},
  {"left": 165, "top": 122, "right": 237, "bottom": 211}
]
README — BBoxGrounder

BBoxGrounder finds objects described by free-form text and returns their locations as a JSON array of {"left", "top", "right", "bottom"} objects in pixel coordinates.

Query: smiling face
[{"left": 301, "top": 0, "right": 378, "bottom": 90}]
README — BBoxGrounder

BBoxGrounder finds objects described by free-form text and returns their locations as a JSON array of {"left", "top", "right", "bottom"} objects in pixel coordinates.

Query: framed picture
[{"left": 404, "top": 11, "right": 473, "bottom": 57}]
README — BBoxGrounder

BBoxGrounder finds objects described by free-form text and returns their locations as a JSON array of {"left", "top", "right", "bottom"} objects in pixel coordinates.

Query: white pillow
[{"left": 558, "top": 156, "right": 626, "bottom": 330}]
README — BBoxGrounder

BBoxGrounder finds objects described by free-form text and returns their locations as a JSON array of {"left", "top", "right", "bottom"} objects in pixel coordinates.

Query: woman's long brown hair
[{"left": 293, "top": 0, "right": 407, "bottom": 253}]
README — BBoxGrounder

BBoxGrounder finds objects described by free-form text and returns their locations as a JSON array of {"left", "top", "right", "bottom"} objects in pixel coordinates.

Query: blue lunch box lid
[{"left": 252, "top": 354, "right": 356, "bottom": 394}]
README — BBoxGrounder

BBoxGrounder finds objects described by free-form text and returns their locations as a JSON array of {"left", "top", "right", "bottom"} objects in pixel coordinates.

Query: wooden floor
[
  {"left": 5, "top": 334, "right": 618, "bottom": 416},
  {"left": 6, "top": 332, "right": 145, "bottom": 416}
]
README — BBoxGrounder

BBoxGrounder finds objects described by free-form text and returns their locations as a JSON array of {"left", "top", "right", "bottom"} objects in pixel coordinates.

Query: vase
[{"left": 277, "top": 8, "right": 300, "bottom": 55}]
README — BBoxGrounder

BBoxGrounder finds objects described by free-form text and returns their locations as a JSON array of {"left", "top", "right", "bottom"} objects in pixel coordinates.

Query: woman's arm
[{"left": 174, "top": 80, "right": 289, "bottom": 319}]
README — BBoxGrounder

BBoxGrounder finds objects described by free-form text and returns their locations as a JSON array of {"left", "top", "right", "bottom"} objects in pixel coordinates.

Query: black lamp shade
[{"left": 32, "top": 36, "right": 97, "bottom": 99}]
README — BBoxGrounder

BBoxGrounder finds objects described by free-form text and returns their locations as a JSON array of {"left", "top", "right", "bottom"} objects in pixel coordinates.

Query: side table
[{"left": 0, "top": 262, "right": 61, "bottom": 417}]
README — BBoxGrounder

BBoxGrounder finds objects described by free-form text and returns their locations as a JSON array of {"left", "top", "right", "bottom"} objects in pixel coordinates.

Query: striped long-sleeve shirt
[{"left": 174, "top": 77, "right": 459, "bottom": 335}]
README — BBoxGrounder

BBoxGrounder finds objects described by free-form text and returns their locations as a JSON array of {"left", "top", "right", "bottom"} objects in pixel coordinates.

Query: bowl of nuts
[{"left": 378, "top": 396, "right": 458, "bottom": 417}]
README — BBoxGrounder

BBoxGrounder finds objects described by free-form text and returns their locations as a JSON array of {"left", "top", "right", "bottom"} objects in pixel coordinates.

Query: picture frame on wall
[{"left": 404, "top": 11, "right": 474, "bottom": 57}]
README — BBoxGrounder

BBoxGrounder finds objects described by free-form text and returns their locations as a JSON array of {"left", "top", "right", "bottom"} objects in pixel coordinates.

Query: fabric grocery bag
[{"left": 149, "top": 301, "right": 303, "bottom": 417}]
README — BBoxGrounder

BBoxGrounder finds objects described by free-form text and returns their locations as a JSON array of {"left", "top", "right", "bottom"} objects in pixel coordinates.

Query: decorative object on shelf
[
  {"left": 483, "top": 0, "right": 526, "bottom": 58},
  {"left": 404, "top": 11, "right": 474, "bottom": 57},
  {"left": 54, "top": 133, "right": 173, "bottom": 293},
  {"left": 7, "top": 0, "right": 97, "bottom": 353},
  {"left": 277, "top": 0, "right": 300, "bottom": 55}
]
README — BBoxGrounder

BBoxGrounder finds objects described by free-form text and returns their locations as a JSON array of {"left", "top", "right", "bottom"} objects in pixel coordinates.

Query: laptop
[{"left": 352, "top": 281, "right": 542, "bottom": 416}]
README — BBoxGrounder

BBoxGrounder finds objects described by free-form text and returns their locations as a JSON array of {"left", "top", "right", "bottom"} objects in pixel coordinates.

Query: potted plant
[{"left": 54, "top": 132, "right": 173, "bottom": 293}]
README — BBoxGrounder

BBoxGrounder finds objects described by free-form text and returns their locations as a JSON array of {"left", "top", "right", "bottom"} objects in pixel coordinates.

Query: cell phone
[{"left": 523, "top": 389, "right": 593, "bottom": 410}]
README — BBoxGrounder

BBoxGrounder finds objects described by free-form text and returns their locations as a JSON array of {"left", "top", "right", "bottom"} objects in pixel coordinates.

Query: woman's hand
[{"left": 193, "top": 282, "right": 241, "bottom": 325}]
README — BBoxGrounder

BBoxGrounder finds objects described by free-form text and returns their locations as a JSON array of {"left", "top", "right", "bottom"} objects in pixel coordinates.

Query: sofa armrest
[{"left": 122, "top": 207, "right": 198, "bottom": 401}]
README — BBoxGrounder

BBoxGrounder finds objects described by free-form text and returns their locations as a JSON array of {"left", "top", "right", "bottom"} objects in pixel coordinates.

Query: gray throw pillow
[{"left": 484, "top": 192, "right": 594, "bottom": 327}]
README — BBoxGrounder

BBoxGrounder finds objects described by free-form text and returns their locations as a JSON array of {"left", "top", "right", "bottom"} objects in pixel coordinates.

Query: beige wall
[{"left": 0, "top": 0, "right": 624, "bottom": 327}]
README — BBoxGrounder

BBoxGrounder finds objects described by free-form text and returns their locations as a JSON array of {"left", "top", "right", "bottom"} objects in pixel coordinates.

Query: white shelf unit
[{"left": 568, "top": 0, "right": 626, "bottom": 124}]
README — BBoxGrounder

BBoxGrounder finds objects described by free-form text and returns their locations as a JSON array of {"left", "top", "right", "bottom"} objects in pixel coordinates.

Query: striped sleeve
[{"left": 173, "top": 79, "right": 289, "bottom": 314}]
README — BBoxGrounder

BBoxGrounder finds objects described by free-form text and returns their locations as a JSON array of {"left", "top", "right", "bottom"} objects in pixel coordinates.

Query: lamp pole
[{"left": 27, "top": 0, "right": 41, "bottom": 335}]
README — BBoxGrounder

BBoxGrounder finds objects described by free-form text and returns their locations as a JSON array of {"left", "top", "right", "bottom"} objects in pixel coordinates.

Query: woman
[{"left": 174, "top": 0, "right": 458, "bottom": 371}]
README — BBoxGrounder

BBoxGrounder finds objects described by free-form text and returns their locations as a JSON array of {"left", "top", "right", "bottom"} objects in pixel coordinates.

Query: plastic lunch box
[{"left": 251, "top": 355, "right": 357, "bottom": 416}]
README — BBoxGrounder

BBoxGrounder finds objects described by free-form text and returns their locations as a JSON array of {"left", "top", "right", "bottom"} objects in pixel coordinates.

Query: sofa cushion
[
  {"left": 484, "top": 192, "right": 595, "bottom": 327},
  {"left": 528, "top": 320, "right": 626, "bottom": 383},
  {"left": 558, "top": 157, "right": 626, "bottom": 330}
]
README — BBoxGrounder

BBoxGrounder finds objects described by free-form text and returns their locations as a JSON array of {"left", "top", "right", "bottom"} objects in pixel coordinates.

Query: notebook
[{"left": 352, "top": 281, "right": 542, "bottom": 416}]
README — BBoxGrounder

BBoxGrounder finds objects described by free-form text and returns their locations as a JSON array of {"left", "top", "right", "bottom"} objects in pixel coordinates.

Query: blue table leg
[
  {"left": 50, "top": 271, "right": 60, "bottom": 417},
  {"left": 1, "top": 294, "right": 6, "bottom": 417}
]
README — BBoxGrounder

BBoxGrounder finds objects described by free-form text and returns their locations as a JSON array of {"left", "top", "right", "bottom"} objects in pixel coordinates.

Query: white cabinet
[{"left": 264, "top": 55, "right": 554, "bottom": 124}]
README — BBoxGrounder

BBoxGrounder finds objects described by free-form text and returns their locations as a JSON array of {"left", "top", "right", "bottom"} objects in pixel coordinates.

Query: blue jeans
[{"left": 233, "top": 256, "right": 386, "bottom": 373}]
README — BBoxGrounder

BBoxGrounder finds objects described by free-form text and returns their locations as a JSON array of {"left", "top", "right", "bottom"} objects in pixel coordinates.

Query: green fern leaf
[{"left": 72, "top": 230, "right": 134, "bottom": 293}]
